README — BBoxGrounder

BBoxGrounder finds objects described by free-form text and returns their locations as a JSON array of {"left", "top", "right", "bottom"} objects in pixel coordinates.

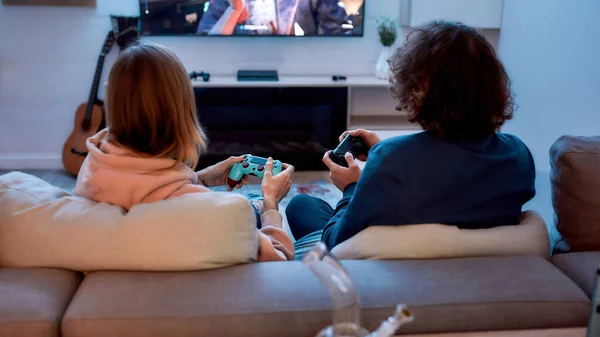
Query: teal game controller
[{"left": 227, "top": 155, "right": 283, "bottom": 188}]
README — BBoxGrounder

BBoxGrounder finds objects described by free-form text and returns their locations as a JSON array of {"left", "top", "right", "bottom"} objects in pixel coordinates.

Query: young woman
[
  {"left": 286, "top": 21, "right": 536, "bottom": 254},
  {"left": 74, "top": 42, "right": 295, "bottom": 261}
]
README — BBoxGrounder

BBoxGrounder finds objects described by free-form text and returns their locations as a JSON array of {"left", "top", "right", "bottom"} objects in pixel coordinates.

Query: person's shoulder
[
  {"left": 371, "top": 131, "right": 435, "bottom": 156},
  {"left": 495, "top": 132, "right": 531, "bottom": 152},
  {"left": 495, "top": 132, "right": 535, "bottom": 170},
  {"left": 363, "top": 132, "right": 433, "bottom": 170},
  {"left": 375, "top": 131, "right": 431, "bottom": 149}
]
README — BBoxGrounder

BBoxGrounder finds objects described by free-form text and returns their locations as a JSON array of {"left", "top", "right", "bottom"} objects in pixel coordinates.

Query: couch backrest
[
  {"left": 0, "top": 172, "right": 259, "bottom": 271},
  {"left": 331, "top": 211, "right": 550, "bottom": 260},
  {"left": 550, "top": 135, "right": 600, "bottom": 251}
]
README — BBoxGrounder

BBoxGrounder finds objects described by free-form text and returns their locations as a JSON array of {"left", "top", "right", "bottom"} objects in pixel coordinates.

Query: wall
[
  {"left": 0, "top": 0, "right": 401, "bottom": 168},
  {"left": 0, "top": 0, "right": 499, "bottom": 169},
  {"left": 498, "top": 0, "right": 600, "bottom": 171}
]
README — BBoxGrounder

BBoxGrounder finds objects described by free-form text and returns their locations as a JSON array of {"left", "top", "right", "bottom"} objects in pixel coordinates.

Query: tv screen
[{"left": 140, "top": 0, "right": 365, "bottom": 36}]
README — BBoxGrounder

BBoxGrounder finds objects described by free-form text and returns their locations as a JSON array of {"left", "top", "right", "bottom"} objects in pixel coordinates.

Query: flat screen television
[{"left": 140, "top": 0, "right": 365, "bottom": 37}]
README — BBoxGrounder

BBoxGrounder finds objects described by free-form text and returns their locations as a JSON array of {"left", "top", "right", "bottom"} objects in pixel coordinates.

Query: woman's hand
[
  {"left": 322, "top": 151, "right": 362, "bottom": 192},
  {"left": 196, "top": 156, "right": 248, "bottom": 191},
  {"left": 339, "top": 128, "right": 380, "bottom": 161},
  {"left": 261, "top": 158, "right": 294, "bottom": 211}
]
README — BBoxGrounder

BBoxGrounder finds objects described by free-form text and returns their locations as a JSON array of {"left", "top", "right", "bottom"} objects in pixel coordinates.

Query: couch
[{"left": 1, "top": 135, "right": 599, "bottom": 337}]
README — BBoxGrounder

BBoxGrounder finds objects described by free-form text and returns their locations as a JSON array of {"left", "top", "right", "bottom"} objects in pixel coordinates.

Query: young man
[{"left": 285, "top": 21, "right": 536, "bottom": 255}]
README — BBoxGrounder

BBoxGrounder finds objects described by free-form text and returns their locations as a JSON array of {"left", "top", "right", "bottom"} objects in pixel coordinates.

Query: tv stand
[
  {"left": 192, "top": 75, "right": 387, "bottom": 88},
  {"left": 191, "top": 75, "right": 417, "bottom": 130},
  {"left": 191, "top": 75, "right": 419, "bottom": 169}
]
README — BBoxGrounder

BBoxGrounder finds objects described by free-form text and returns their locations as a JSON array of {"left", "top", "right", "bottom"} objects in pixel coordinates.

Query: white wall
[
  {"left": 0, "top": 0, "right": 500, "bottom": 169},
  {"left": 0, "top": 0, "right": 403, "bottom": 169},
  {"left": 499, "top": 0, "right": 600, "bottom": 171}
]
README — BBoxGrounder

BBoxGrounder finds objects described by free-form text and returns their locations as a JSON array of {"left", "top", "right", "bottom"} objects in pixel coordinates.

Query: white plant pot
[{"left": 375, "top": 46, "right": 392, "bottom": 80}]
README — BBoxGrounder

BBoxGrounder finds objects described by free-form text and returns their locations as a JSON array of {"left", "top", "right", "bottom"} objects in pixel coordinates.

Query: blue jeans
[
  {"left": 285, "top": 194, "right": 335, "bottom": 260},
  {"left": 247, "top": 194, "right": 263, "bottom": 229},
  {"left": 285, "top": 194, "right": 334, "bottom": 239}
]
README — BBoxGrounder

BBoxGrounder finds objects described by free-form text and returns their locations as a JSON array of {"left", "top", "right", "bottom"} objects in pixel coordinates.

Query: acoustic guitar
[{"left": 62, "top": 31, "right": 115, "bottom": 177}]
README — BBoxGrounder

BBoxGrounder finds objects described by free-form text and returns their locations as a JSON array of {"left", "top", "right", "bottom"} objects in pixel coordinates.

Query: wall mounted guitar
[
  {"left": 61, "top": 31, "right": 116, "bottom": 177},
  {"left": 62, "top": 16, "right": 140, "bottom": 177}
]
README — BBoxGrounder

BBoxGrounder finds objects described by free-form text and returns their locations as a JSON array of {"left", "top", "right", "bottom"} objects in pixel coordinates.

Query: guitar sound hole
[{"left": 70, "top": 149, "right": 89, "bottom": 157}]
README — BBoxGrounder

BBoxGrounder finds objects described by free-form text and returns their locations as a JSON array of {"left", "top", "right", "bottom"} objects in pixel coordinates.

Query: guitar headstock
[{"left": 111, "top": 15, "right": 140, "bottom": 50}]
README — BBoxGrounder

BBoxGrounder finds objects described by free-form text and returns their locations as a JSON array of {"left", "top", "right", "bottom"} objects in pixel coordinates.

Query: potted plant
[{"left": 376, "top": 16, "right": 397, "bottom": 79}]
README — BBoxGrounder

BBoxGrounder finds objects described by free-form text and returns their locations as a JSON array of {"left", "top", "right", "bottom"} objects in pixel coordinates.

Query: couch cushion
[
  {"left": 552, "top": 251, "right": 600, "bottom": 297},
  {"left": 62, "top": 256, "right": 589, "bottom": 337},
  {"left": 0, "top": 171, "right": 258, "bottom": 271},
  {"left": 550, "top": 135, "right": 600, "bottom": 251},
  {"left": 0, "top": 268, "right": 82, "bottom": 337},
  {"left": 331, "top": 211, "right": 550, "bottom": 260}
]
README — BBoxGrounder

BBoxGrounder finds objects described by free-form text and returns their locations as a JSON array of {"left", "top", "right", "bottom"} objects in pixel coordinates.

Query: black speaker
[{"left": 110, "top": 15, "right": 140, "bottom": 51}]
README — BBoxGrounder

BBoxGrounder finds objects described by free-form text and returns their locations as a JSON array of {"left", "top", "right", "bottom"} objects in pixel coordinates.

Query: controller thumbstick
[
  {"left": 242, "top": 162, "right": 250, "bottom": 168},
  {"left": 257, "top": 165, "right": 264, "bottom": 172}
]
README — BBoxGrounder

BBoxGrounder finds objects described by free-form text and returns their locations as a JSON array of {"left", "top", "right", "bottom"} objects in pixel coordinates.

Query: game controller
[
  {"left": 227, "top": 154, "right": 283, "bottom": 188},
  {"left": 189, "top": 71, "right": 210, "bottom": 82},
  {"left": 329, "top": 135, "right": 370, "bottom": 167}
]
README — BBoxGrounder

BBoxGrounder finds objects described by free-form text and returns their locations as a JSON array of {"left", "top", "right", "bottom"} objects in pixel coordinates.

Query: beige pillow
[
  {"left": 331, "top": 211, "right": 550, "bottom": 260},
  {"left": 0, "top": 172, "right": 258, "bottom": 271}
]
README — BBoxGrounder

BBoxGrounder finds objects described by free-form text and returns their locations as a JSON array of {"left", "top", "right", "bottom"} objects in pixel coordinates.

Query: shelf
[{"left": 192, "top": 76, "right": 390, "bottom": 88}]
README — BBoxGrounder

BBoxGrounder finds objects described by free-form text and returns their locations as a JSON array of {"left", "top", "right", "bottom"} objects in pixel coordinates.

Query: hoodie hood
[{"left": 74, "top": 129, "right": 198, "bottom": 210}]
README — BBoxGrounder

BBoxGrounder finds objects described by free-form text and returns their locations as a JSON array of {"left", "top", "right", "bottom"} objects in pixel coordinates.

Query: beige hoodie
[{"left": 75, "top": 129, "right": 294, "bottom": 262}]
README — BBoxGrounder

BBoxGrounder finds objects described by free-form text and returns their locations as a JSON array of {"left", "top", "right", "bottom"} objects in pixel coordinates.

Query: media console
[
  {"left": 192, "top": 76, "right": 416, "bottom": 170},
  {"left": 191, "top": 75, "right": 389, "bottom": 88}
]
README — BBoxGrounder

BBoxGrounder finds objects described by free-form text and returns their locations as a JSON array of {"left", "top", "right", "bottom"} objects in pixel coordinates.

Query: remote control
[
  {"left": 329, "top": 135, "right": 369, "bottom": 167},
  {"left": 227, "top": 154, "right": 283, "bottom": 188}
]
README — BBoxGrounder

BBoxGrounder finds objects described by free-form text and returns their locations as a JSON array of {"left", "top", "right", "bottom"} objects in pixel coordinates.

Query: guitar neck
[{"left": 86, "top": 52, "right": 107, "bottom": 109}]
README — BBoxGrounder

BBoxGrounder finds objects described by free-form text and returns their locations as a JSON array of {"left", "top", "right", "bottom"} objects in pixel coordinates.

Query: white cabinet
[{"left": 400, "top": 0, "right": 503, "bottom": 29}]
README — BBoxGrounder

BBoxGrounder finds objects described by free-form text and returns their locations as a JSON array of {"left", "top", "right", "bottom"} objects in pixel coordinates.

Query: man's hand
[
  {"left": 323, "top": 151, "right": 361, "bottom": 192},
  {"left": 261, "top": 158, "right": 294, "bottom": 211},
  {"left": 196, "top": 156, "right": 248, "bottom": 191},
  {"left": 338, "top": 128, "right": 380, "bottom": 161}
]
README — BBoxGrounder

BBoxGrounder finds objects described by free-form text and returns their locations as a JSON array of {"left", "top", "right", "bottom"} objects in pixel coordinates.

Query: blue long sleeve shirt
[{"left": 321, "top": 131, "right": 536, "bottom": 249}]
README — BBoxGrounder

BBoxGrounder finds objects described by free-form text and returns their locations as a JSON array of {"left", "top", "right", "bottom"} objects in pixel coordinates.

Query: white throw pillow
[
  {"left": 331, "top": 211, "right": 550, "bottom": 260},
  {"left": 0, "top": 172, "right": 258, "bottom": 271}
]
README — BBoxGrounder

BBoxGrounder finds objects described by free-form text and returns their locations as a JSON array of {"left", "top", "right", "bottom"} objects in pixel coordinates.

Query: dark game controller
[
  {"left": 329, "top": 135, "right": 370, "bottom": 167},
  {"left": 189, "top": 71, "right": 210, "bottom": 82}
]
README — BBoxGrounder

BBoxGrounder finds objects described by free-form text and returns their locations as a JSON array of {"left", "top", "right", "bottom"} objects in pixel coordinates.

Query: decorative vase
[{"left": 375, "top": 46, "right": 392, "bottom": 80}]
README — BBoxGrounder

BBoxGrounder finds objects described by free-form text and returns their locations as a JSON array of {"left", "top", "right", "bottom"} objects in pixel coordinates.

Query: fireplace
[{"left": 194, "top": 87, "right": 347, "bottom": 171}]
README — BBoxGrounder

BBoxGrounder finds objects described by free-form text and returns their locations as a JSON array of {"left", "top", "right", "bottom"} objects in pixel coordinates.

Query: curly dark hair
[{"left": 388, "top": 21, "right": 514, "bottom": 140}]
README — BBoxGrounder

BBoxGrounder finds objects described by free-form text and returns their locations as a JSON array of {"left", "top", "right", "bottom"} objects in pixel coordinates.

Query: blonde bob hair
[{"left": 106, "top": 42, "right": 207, "bottom": 169}]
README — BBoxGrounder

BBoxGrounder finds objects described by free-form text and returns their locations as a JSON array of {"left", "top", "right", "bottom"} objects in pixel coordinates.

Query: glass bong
[{"left": 302, "top": 243, "right": 415, "bottom": 337}]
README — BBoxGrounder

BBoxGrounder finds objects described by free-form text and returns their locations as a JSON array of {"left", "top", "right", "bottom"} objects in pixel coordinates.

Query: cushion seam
[
  {"left": 62, "top": 300, "right": 590, "bottom": 322},
  {"left": 0, "top": 182, "right": 46, "bottom": 203}
]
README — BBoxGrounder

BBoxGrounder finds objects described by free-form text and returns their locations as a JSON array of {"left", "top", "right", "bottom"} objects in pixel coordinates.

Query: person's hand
[
  {"left": 339, "top": 128, "right": 380, "bottom": 161},
  {"left": 323, "top": 151, "right": 361, "bottom": 192},
  {"left": 229, "top": 0, "right": 245, "bottom": 10},
  {"left": 261, "top": 158, "right": 294, "bottom": 211},
  {"left": 227, "top": 0, "right": 248, "bottom": 23},
  {"left": 185, "top": 13, "right": 198, "bottom": 23},
  {"left": 196, "top": 156, "right": 248, "bottom": 191}
]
